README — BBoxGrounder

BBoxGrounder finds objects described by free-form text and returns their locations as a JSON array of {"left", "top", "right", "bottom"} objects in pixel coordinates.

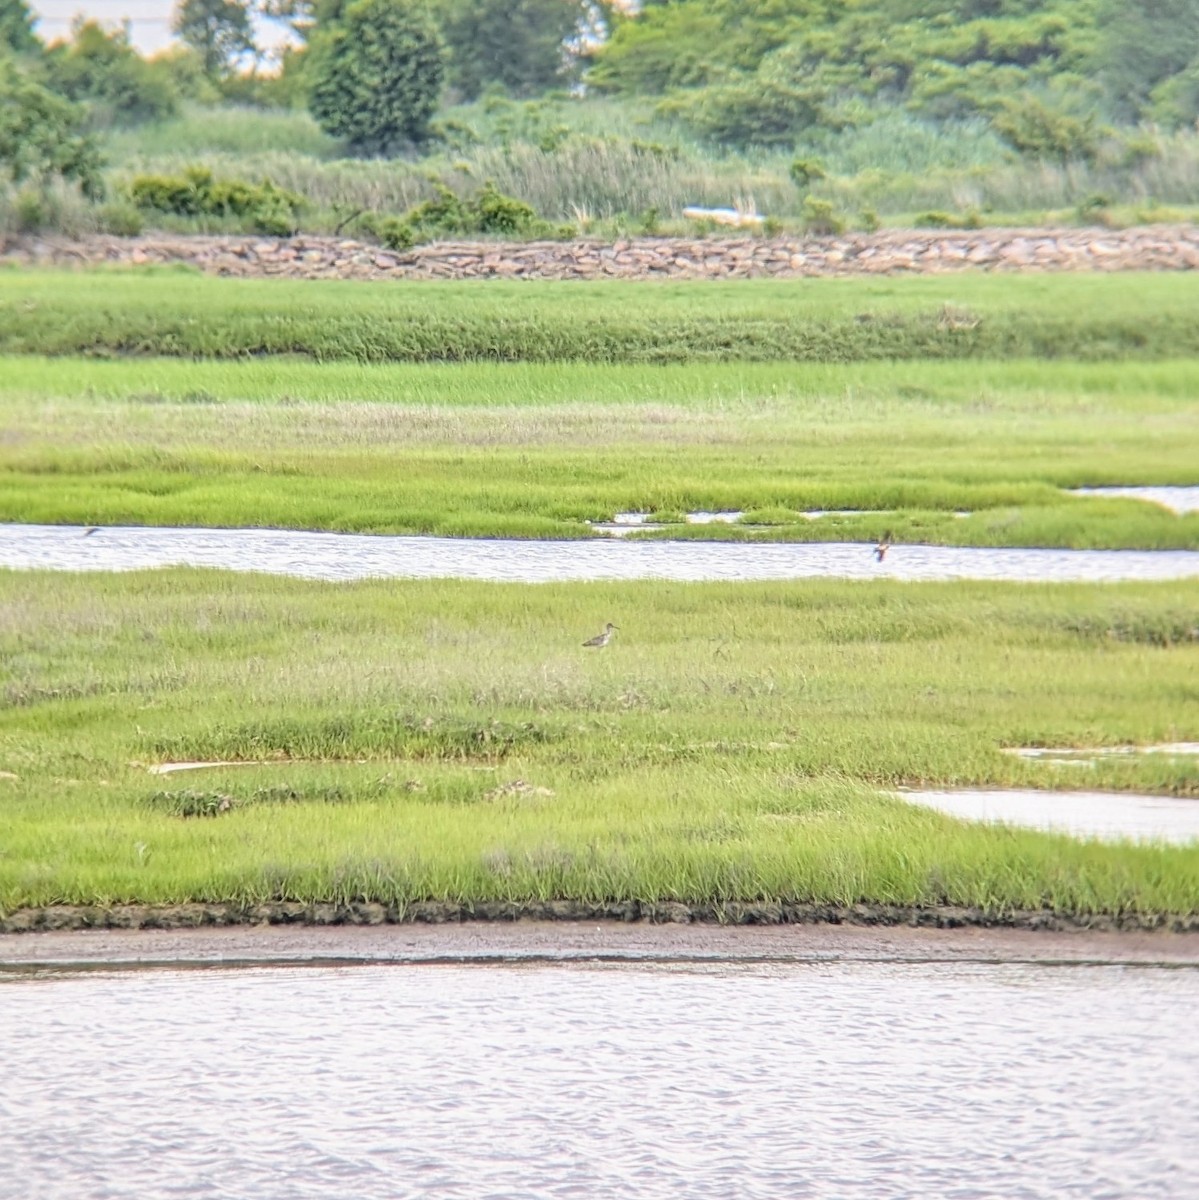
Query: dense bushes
[
  {"left": 45, "top": 21, "right": 178, "bottom": 126},
  {"left": 0, "top": 58, "right": 104, "bottom": 198},
  {"left": 128, "top": 166, "right": 303, "bottom": 234},
  {"left": 359, "top": 179, "right": 568, "bottom": 248},
  {"left": 587, "top": 0, "right": 1178, "bottom": 154},
  {"left": 308, "top": 0, "right": 446, "bottom": 150}
]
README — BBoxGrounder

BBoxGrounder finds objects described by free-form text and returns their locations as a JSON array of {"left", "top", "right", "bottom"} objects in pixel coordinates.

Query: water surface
[
  {"left": 1070, "top": 486, "right": 1199, "bottom": 514},
  {"left": 896, "top": 789, "right": 1199, "bottom": 844},
  {"left": 2, "top": 524, "right": 1197, "bottom": 583},
  {"left": 2, "top": 960, "right": 1196, "bottom": 1200}
]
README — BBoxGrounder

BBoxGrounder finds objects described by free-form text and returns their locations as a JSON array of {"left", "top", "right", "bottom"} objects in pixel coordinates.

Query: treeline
[
  {"left": 5, "top": 0, "right": 1199, "bottom": 238},
  {"left": 594, "top": 0, "right": 1199, "bottom": 158}
]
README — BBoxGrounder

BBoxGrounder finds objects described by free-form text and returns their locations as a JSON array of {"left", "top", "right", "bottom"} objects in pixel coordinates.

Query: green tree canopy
[
  {"left": 1098, "top": 0, "right": 1199, "bottom": 120},
  {"left": 438, "top": 0, "right": 585, "bottom": 100},
  {"left": 46, "top": 20, "right": 178, "bottom": 124},
  {"left": 0, "top": 0, "right": 39, "bottom": 55},
  {"left": 0, "top": 58, "right": 103, "bottom": 195},
  {"left": 172, "top": 0, "right": 257, "bottom": 78},
  {"left": 308, "top": 0, "right": 445, "bottom": 150}
]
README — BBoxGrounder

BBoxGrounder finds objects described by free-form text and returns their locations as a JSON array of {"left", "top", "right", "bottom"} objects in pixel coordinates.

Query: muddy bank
[
  {"left": 4, "top": 919, "right": 1198, "bottom": 971},
  {"left": 3, "top": 899, "right": 1198, "bottom": 937},
  {"left": 5, "top": 225, "right": 1199, "bottom": 281}
]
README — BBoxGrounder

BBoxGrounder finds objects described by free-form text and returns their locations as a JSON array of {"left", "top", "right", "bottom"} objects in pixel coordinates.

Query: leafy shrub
[
  {"left": 990, "top": 97, "right": 1101, "bottom": 164},
  {"left": 98, "top": 199, "right": 144, "bottom": 235},
  {"left": 359, "top": 213, "right": 415, "bottom": 250},
  {"left": 13, "top": 186, "right": 45, "bottom": 233},
  {"left": 789, "top": 157, "right": 826, "bottom": 190},
  {"left": 440, "top": 0, "right": 585, "bottom": 100},
  {"left": 801, "top": 196, "right": 845, "bottom": 236},
  {"left": 474, "top": 180, "right": 537, "bottom": 233},
  {"left": 308, "top": 0, "right": 446, "bottom": 150},
  {"left": 128, "top": 166, "right": 303, "bottom": 235},
  {"left": 914, "top": 208, "right": 982, "bottom": 229},
  {"left": 353, "top": 180, "right": 566, "bottom": 247},
  {"left": 1075, "top": 193, "right": 1111, "bottom": 224},
  {"left": 0, "top": 59, "right": 105, "bottom": 198},
  {"left": 45, "top": 20, "right": 179, "bottom": 126}
]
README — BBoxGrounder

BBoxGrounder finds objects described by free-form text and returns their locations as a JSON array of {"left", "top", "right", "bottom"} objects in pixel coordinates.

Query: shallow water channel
[
  {"left": 2, "top": 958, "right": 1197, "bottom": 1200},
  {"left": 2, "top": 523, "right": 1198, "bottom": 583},
  {"left": 896, "top": 789, "right": 1199, "bottom": 845}
]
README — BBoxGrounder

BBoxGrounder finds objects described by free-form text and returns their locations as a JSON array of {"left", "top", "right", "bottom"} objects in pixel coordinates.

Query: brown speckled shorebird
[
  {"left": 875, "top": 532, "right": 892, "bottom": 562},
  {"left": 583, "top": 622, "right": 618, "bottom": 648}
]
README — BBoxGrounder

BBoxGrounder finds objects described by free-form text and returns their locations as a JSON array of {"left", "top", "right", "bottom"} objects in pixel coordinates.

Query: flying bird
[{"left": 874, "top": 532, "right": 892, "bottom": 562}]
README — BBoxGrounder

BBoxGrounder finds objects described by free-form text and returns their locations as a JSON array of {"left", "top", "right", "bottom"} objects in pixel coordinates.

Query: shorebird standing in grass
[
  {"left": 875, "top": 532, "right": 892, "bottom": 562},
  {"left": 583, "top": 622, "right": 618, "bottom": 648}
]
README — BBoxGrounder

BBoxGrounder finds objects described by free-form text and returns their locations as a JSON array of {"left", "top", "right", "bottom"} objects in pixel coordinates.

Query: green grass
[
  {"left": 1, "top": 356, "right": 1196, "bottom": 546},
  {"left": 1, "top": 571, "right": 1196, "bottom": 917},
  {"left": 3, "top": 271, "right": 1199, "bottom": 363}
]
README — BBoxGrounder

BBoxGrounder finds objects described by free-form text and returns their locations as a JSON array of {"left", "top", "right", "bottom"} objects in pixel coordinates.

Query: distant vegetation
[{"left": 3, "top": 0, "right": 1199, "bottom": 240}]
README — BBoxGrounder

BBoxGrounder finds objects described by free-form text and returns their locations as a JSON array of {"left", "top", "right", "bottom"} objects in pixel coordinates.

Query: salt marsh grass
[
  {"left": 0, "top": 572, "right": 1196, "bottom": 916},
  {"left": 1, "top": 357, "right": 1195, "bottom": 546},
  {"left": 3, "top": 271, "right": 1199, "bottom": 363}
]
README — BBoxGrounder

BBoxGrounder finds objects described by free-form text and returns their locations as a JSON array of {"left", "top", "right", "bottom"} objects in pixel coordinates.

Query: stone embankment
[{"left": 5, "top": 225, "right": 1199, "bottom": 280}]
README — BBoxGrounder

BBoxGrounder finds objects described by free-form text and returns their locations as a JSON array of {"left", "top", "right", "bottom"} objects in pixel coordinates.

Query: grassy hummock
[
  {"left": 3, "top": 270, "right": 1199, "bottom": 363},
  {"left": 0, "top": 355, "right": 1197, "bottom": 547},
  {"left": 1, "top": 571, "right": 1196, "bottom": 921}
]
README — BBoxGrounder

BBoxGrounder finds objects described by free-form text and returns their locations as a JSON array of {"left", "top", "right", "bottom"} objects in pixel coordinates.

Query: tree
[
  {"left": 172, "top": 0, "right": 257, "bottom": 78},
  {"left": 0, "top": 0, "right": 39, "bottom": 55},
  {"left": 0, "top": 58, "right": 103, "bottom": 195},
  {"left": 46, "top": 20, "right": 178, "bottom": 125},
  {"left": 308, "top": 0, "right": 445, "bottom": 150},
  {"left": 1098, "top": 0, "right": 1199, "bottom": 119},
  {"left": 438, "top": 0, "right": 586, "bottom": 100}
]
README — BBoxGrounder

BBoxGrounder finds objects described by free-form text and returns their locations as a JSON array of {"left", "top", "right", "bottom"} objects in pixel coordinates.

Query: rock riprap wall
[{"left": 5, "top": 226, "right": 1199, "bottom": 280}]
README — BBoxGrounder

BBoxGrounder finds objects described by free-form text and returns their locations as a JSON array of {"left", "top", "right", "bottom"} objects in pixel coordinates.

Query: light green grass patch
[
  {"left": 1, "top": 357, "right": 1196, "bottom": 546},
  {"left": 1, "top": 571, "right": 1196, "bottom": 915}
]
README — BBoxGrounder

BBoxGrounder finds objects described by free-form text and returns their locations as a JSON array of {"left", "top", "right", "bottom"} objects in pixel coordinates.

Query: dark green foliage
[
  {"left": 663, "top": 65, "right": 829, "bottom": 147},
  {"left": 359, "top": 180, "right": 549, "bottom": 247},
  {"left": 0, "top": 0, "right": 38, "bottom": 54},
  {"left": 588, "top": 0, "right": 820, "bottom": 94},
  {"left": 914, "top": 209, "right": 983, "bottom": 229},
  {"left": 789, "top": 157, "right": 826, "bottom": 190},
  {"left": 801, "top": 196, "right": 845, "bottom": 235},
  {"left": 589, "top": 0, "right": 1123, "bottom": 154},
  {"left": 360, "top": 212, "right": 416, "bottom": 249},
  {"left": 45, "top": 21, "right": 179, "bottom": 125},
  {"left": 308, "top": 0, "right": 446, "bottom": 150},
  {"left": 1098, "top": 0, "right": 1199, "bottom": 122},
  {"left": 128, "top": 166, "right": 303, "bottom": 235},
  {"left": 172, "top": 0, "right": 257, "bottom": 78},
  {"left": 97, "top": 199, "right": 145, "bottom": 235},
  {"left": 990, "top": 97, "right": 1100, "bottom": 164},
  {"left": 438, "top": 0, "right": 585, "bottom": 100},
  {"left": 0, "top": 59, "right": 104, "bottom": 197}
]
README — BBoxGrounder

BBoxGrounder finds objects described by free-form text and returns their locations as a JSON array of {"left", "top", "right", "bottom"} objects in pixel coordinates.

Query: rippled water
[
  {"left": 1070, "top": 486, "right": 1199, "bottom": 515},
  {"left": 2, "top": 960, "right": 1197, "bottom": 1200},
  {"left": 2, "top": 524, "right": 1197, "bottom": 583},
  {"left": 895, "top": 789, "right": 1199, "bottom": 844}
]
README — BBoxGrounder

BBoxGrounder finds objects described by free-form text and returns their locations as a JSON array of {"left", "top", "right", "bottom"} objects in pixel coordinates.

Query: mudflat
[{"left": 3, "top": 921, "right": 1198, "bottom": 971}]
